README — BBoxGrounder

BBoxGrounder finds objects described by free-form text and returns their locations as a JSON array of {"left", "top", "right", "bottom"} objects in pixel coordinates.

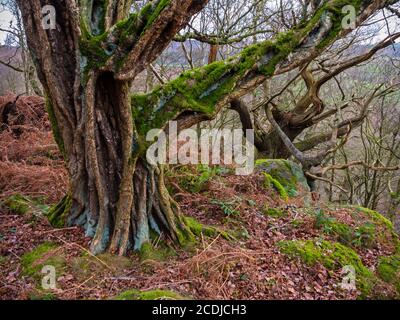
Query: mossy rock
[
  {"left": 314, "top": 210, "right": 376, "bottom": 248},
  {"left": 291, "top": 219, "right": 304, "bottom": 228},
  {"left": 262, "top": 173, "right": 289, "bottom": 200},
  {"left": 256, "top": 159, "right": 310, "bottom": 198},
  {"left": 21, "top": 242, "right": 66, "bottom": 281},
  {"left": 1, "top": 194, "right": 49, "bottom": 215},
  {"left": 354, "top": 207, "right": 394, "bottom": 231},
  {"left": 263, "top": 207, "right": 286, "bottom": 218},
  {"left": 377, "top": 254, "right": 400, "bottom": 295},
  {"left": 278, "top": 239, "right": 375, "bottom": 297},
  {"left": 352, "top": 206, "right": 399, "bottom": 249},
  {"left": 114, "top": 289, "right": 187, "bottom": 300}
]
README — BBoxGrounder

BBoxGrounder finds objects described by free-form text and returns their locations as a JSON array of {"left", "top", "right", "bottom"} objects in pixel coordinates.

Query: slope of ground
[{"left": 0, "top": 94, "right": 399, "bottom": 300}]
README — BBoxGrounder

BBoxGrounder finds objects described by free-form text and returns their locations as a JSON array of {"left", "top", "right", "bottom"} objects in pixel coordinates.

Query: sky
[{"left": 0, "top": 9, "right": 14, "bottom": 44}]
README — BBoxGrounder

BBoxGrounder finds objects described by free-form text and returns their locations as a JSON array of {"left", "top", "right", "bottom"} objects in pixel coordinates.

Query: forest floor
[{"left": 0, "top": 94, "right": 399, "bottom": 300}]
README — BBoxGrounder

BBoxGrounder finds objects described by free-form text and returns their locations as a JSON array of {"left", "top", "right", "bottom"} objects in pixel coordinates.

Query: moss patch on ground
[
  {"left": 263, "top": 207, "right": 286, "bottom": 218},
  {"left": 71, "top": 252, "right": 133, "bottom": 282},
  {"left": 0, "top": 255, "right": 7, "bottom": 265},
  {"left": 184, "top": 216, "right": 233, "bottom": 241},
  {"left": 138, "top": 216, "right": 233, "bottom": 265},
  {"left": 139, "top": 242, "right": 177, "bottom": 263},
  {"left": 314, "top": 210, "right": 376, "bottom": 248},
  {"left": 1, "top": 194, "right": 49, "bottom": 215},
  {"left": 377, "top": 254, "right": 400, "bottom": 295},
  {"left": 354, "top": 207, "right": 394, "bottom": 230},
  {"left": 46, "top": 195, "right": 72, "bottom": 228},
  {"left": 169, "top": 164, "right": 228, "bottom": 194},
  {"left": 114, "top": 289, "right": 187, "bottom": 300},
  {"left": 21, "top": 242, "right": 66, "bottom": 280},
  {"left": 278, "top": 239, "right": 375, "bottom": 297},
  {"left": 28, "top": 290, "right": 58, "bottom": 300},
  {"left": 353, "top": 206, "right": 399, "bottom": 249}
]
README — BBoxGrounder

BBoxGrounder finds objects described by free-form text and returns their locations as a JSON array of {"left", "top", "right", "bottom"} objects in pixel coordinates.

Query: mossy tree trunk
[
  {"left": 16, "top": 0, "right": 393, "bottom": 255},
  {"left": 17, "top": 0, "right": 206, "bottom": 255}
]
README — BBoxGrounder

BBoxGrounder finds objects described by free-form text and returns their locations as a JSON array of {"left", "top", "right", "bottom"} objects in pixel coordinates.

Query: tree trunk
[
  {"left": 48, "top": 71, "right": 193, "bottom": 255},
  {"left": 15, "top": 0, "right": 204, "bottom": 255}
]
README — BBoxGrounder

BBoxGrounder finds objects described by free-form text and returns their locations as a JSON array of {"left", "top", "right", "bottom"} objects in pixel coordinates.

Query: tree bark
[{"left": 15, "top": 0, "right": 203, "bottom": 255}]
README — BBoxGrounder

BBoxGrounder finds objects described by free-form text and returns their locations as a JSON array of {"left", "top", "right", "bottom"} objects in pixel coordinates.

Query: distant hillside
[{"left": 0, "top": 45, "right": 24, "bottom": 95}]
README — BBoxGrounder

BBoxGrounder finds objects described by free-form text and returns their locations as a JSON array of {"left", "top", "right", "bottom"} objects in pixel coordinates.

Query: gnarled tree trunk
[{"left": 16, "top": 0, "right": 205, "bottom": 255}]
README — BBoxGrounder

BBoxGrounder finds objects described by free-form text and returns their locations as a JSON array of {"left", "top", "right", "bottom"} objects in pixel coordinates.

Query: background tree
[{"left": 0, "top": 0, "right": 42, "bottom": 95}]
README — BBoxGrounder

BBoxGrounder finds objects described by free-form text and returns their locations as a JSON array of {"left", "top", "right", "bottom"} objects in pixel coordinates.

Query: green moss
[
  {"left": 79, "top": 0, "right": 114, "bottom": 75},
  {"left": 80, "top": 0, "right": 175, "bottom": 76},
  {"left": 263, "top": 173, "right": 289, "bottom": 200},
  {"left": 257, "top": 159, "right": 310, "bottom": 198},
  {"left": 129, "top": 0, "right": 366, "bottom": 138},
  {"left": 263, "top": 207, "right": 286, "bottom": 218},
  {"left": 297, "top": 0, "right": 363, "bottom": 49},
  {"left": 314, "top": 209, "right": 376, "bottom": 248},
  {"left": 143, "top": 0, "right": 171, "bottom": 31},
  {"left": 28, "top": 291, "right": 58, "bottom": 300},
  {"left": 1, "top": 194, "right": 49, "bottom": 216},
  {"left": 139, "top": 242, "right": 177, "bottom": 263},
  {"left": 291, "top": 219, "right": 304, "bottom": 228},
  {"left": 278, "top": 239, "right": 375, "bottom": 297},
  {"left": 377, "top": 254, "right": 400, "bottom": 294},
  {"left": 80, "top": 0, "right": 108, "bottom": 35},
  {"left": 355, "top": 207, "right": 394, "bottom": 230},
  {"left": 1, "top": 194, "right": 30, "bottom": 215},
  {"left": 353, "top": 223, "right": 376, "bottom": 248},
  {"left": 183, "top": 216, "right": 233, "bottom": 240},
  {"left": 232, "top": 226, "right": 251, "bottom": 240},
  {"left": 47, "top": 195, "right": 72, "bottom": 228},
  {"left": 130, "top": 32, "right": 302, "bottom": 137},
  {"left": 210, "top": 199, "right": 240, "bottom": 216},
  {"left": 131, "top": 60, "right": 237, "bottom": 136},
  {"left": 130, "top": 36, "right": 295, "bottom": 136},
  {"left": 21, "top": 242, "right": 66, "bottom": 280},
  {"left": 114, "top": 289, "right": 186, "bottom": 300},
  {"left": 45, "top": 98, "right": 65, "bottom": 157}
]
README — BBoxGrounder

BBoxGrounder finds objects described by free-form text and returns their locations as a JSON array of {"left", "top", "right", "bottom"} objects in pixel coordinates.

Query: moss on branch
[
  {"left": 131, "top": 0, "right": 368, "bottom": 136},
  {"left": 79, "top": 0, "right": 173, "bottom": 77}
]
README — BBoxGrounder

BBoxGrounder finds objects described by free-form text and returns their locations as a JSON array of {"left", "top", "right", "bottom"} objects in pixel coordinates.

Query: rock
[{"left": 256, "top": 159, "right": 311, "bottom": 201}]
